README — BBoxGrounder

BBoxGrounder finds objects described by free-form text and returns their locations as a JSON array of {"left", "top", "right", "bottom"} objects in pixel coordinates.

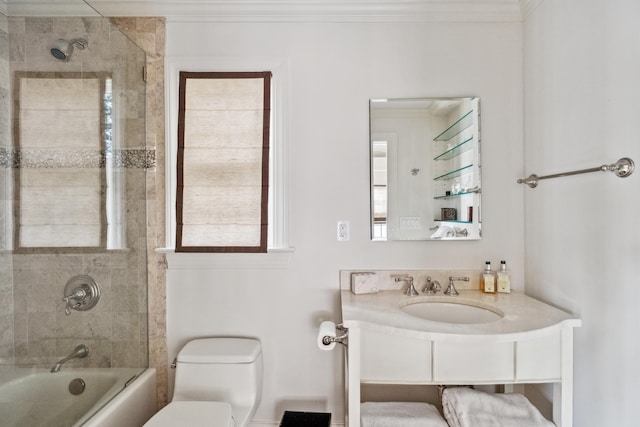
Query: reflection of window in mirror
[
  {"left": 14, "top": 72, "right": 118, "bottom": 250},
  {"left": 370, "top": 131, "right": 400, "bottom": 240}
]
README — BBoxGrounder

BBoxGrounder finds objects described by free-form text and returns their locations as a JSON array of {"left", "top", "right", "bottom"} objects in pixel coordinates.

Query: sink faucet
[
  {"left": 50, "top": 344, "right": 89, "bottom": 373},
  {"left": 422, "top": 277, "right": 441, "bottom": 295},
  {"left": 444, "top": 276, "right": 469, "bottom": 296},
  {"left": 395, "top": 276, "right": 418, "bottom": 296}
]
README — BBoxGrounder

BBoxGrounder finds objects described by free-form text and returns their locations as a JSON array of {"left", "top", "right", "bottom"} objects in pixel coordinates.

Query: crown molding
[
  {"left": 84, "top": 0, "right": 522, "bottom": 23},
  {"left": 519, "top": 0, "right": 544, "bottom": 19},
  {"left": 5, "top": 1, "right": 100, "bottom": 16}
]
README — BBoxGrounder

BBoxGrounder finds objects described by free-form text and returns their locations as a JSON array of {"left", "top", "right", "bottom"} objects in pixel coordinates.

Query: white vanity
[{"left": 341, "top": 288, "right": 581, "bottom": 427}]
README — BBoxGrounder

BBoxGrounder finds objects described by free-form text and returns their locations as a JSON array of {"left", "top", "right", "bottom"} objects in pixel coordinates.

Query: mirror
[{"left": 370, "top": 97, "right": 481, "bottom": 241}]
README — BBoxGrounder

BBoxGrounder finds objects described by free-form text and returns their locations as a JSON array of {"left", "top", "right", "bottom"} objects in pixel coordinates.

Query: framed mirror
[{"left": 370, "top": 97, "right": 481, "bottom": 241}]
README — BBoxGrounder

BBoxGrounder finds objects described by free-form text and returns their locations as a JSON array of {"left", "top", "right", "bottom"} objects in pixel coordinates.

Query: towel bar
[{"left": 517, "top": 157, "right": 634, "bottom": 188}]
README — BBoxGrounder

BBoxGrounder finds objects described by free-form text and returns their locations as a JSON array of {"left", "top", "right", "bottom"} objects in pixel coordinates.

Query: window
[
  {"left": 165, "top": 57, "right": 291, "bottom": 263},
  {"left": 176, "top": 71, "right": 271, "bottom": 252},
  {"left": 14, "top": 72, "right": 112, "bottom": 249}
]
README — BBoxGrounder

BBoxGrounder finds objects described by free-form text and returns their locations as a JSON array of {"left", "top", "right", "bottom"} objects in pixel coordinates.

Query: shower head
[{"left": 49, "top": 38, "right": 88, "bottom": 62}]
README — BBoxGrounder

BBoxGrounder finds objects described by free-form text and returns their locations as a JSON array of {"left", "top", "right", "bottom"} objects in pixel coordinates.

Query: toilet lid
[
  {"left": 144, "top": 401, "right": 233, "bottom": 427},
  {"left": 179, "top": 338, "right": 261, "bottom": 364}
]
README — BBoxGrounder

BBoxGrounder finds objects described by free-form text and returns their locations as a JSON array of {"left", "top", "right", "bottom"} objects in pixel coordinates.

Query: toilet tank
[{"left": 172, "top": 338, "right": 263, "bottom": 425}]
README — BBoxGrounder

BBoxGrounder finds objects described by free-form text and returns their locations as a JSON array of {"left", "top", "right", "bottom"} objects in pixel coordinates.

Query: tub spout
[{"left": 50, "top": 344, "right": 89, "bottom": 373}]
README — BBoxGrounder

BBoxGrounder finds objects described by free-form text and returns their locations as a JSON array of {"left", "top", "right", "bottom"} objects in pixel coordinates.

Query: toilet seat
[{"left": 144, "top": 401, "right": 234, "bottom": 427}]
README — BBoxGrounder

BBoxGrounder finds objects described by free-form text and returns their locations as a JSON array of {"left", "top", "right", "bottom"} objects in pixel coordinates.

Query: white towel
[
  {"left": 430, "top": 226, "right": 455, "bottom": 239},
  {"left": 441, "top": 387, "right": 555, "bottom": 427},
  {"left": 360, "top": 401, "right": 448, "bottom": 427}
]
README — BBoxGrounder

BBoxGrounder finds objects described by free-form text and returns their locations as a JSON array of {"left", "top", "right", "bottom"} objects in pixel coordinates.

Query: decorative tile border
[
  {"left": 0, "top": 147, "right": 156, "bottom": 169},
  {"left": 113, "top": 148, "right": 156, "bottom": 169}
]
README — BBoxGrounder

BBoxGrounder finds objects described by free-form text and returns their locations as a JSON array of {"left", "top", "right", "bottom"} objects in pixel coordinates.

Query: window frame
[
  {"left": 175, "top": 71, "right": 271, "bottom": 253},
  {"left": 164, "top": 57, "right": 291, "bottom": 260},
  {"left": 13, "top": 71, "right": 110, "bottom": 252}
]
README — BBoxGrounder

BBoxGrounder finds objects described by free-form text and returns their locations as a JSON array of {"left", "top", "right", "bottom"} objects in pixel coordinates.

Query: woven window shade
[
  {"left": 176, "top": 72, "right": 271, "bottom": 252},
  {"left": 16, "top": 74, "right": 106, "bottom": 248},
  {"left": 373, "top": 185, "right": 387, "bottom": 222}
]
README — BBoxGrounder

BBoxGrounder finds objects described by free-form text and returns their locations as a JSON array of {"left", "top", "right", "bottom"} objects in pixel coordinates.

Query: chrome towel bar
[{"left": 517, "top": 157, "right": 634, "bottom": 188}]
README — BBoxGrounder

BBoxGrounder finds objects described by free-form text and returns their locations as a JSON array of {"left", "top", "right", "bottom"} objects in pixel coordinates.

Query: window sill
[{"left": 156, "top": 247, "right": 295, "bottom": 269}]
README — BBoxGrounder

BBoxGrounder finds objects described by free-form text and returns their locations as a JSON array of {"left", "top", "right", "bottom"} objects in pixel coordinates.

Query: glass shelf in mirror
[
  {"left": 433, "top": 110, "right": 473, "bottom": 141},
  {"left": 434, "top": 189, "right": 479, "bottom": 200},
  {"left": 434, "top": 219, "right": 473, "bottom": 224},
  {"left": 433, "top": 136, "right": 474, "bottom": 161},
  {"left": 433, "top": 164, "right": 473, "bottom": 181}
]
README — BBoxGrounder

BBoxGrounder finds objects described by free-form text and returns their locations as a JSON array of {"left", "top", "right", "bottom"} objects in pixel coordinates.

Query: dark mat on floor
[{"left": 280, "top": 410, "right": 331, "bottom": 427}]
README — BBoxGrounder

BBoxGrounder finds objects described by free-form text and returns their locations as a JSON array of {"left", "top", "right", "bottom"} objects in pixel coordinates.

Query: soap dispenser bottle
[
  {"left": 482, "top": 261, "right": 495, "bottom": 294},
  {"left": 497, "top": 260, "right": 511, "bottom": 293}
]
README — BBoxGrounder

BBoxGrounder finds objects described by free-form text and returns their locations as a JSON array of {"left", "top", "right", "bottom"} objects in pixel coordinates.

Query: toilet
[{"left": 145, "top": 337, "right": 263, "bottom": 427}]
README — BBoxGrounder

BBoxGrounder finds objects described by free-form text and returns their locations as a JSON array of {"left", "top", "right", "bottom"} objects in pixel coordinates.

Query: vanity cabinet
[
  {"left": 341, "top": 290, "right": 580, "bottom": 427},
  {"left": 356, "top": 327, "right": 565, "bottom": 384},
  {"left": 360, "top": 330, "right": 432, "bottom": 383}
]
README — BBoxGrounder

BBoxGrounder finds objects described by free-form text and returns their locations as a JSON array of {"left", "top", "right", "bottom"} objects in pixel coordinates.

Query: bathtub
[{"left": 0, "top": 367, "right": 156, "bottom": 427}]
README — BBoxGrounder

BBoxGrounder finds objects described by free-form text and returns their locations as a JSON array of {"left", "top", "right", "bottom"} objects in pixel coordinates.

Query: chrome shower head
[{"left": 49, "top": 38, "right": 88, "bottom": 62}]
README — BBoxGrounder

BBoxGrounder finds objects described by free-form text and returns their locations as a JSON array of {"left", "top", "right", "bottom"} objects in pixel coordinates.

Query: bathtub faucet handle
[
  {"left": 64, "top": 288, "right": 87, "bottom": 301},
  {"left": 63, "top": 288, "right": 87, "bottom": 315},
  {"left": 61, "top": 275, "right": 101, "bottom": 316}
]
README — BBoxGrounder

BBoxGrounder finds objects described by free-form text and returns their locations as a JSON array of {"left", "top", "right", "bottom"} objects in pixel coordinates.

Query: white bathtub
[{"left": 0, "top": 367, "right": 156, "bottom": 427}]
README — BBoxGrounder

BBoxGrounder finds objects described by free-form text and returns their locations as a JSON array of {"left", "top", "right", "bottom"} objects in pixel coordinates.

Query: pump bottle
[
  {"left": 481, "top": 261, "right": 495, "bottom": 293},
  {"left": 497, "top": 260, "right": 511, "bottom": 293}
]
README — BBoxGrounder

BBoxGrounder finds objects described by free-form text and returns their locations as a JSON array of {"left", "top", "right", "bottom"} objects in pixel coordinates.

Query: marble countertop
[{"left": 341, "top": 290, "right": 581, "bottom": 341}]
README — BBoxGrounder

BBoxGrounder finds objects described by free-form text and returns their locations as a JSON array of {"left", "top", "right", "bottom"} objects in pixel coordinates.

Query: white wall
[
  {"left": 523, "top": 0, "right": 640, "bottom": 425},
  {"left": 165, "top": 21, "right": 523, "bottom": 424}
]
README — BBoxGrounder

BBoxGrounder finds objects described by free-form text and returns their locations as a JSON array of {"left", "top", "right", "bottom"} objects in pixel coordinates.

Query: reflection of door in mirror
[
  {"left": 370, "top": 98, "right": 481, "bottom": 241},
  {"left": 14, "top": 72, "right": 118, "bottom": 250}
]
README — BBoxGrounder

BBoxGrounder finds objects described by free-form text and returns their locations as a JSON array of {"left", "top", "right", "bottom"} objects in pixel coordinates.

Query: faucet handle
[
  {"left": 395, "top": 276, "right": 418, "bottom": 296},
  {"left": 63, "top": 298, "right": 82, "bottom": 316},
  {"left": 62, "top": 288, "right": 87, "bottom": 315},
  {"left": 444, "top": 276, "right": 470, "bottom": 296},
  {"left": 61, "top": 275, "right": 101, "bottom": 316}
]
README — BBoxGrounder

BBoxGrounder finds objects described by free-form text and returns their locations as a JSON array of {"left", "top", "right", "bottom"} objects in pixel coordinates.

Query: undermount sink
[{"left": 400, "top": 298, "right": 504, "bottom": 324}]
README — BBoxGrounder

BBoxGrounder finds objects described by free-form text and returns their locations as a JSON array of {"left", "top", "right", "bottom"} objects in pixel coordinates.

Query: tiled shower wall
[
  {"left": 0, "top": 15, "right": 165, "bottom": 381},
  {"left": 109, "top": 17, "right": 169, "bottom": 407},
  {"left": 0, "top": 12, "right": 15, "bottom": 363},
  {"left": 0, "top": 15, "right": 168, "bottom": 406}
]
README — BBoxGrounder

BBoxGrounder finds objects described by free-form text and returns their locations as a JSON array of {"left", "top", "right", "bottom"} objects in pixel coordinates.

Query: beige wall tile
[{"left": 4, "top": 18, "right": 163, "bottom": 387}]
